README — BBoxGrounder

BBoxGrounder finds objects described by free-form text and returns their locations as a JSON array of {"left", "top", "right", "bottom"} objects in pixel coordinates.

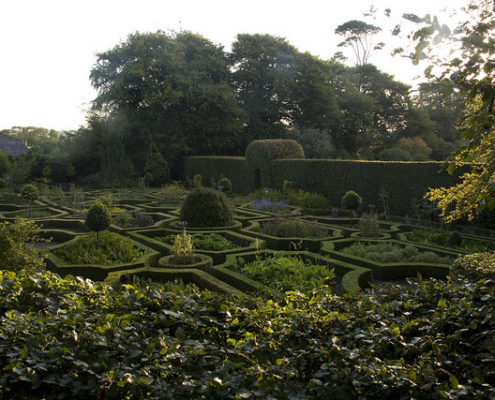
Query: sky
[{"left": 0, "top": 0, "right": 468, "bottom": 131}]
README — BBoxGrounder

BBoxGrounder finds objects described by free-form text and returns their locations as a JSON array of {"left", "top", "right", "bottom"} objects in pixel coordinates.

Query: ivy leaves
[{"left": 0, "top": 270, "right": 494, "bottom": 398}]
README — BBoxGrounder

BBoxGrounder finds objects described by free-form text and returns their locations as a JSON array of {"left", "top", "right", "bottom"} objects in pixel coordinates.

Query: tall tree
[
  {"left": 334, "top": 20, "right": 383, "bottom": 66},
  {"left": 404, "top": 0, "right": 495, "bottom": 222},
  {"left": 89, "top": 30, "right": 244, "bottom": 181},
  {"left": 230, "top": 34, "right": 342, "bottom": 142}
]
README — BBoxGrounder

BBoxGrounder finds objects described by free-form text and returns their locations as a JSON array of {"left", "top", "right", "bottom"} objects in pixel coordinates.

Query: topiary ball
[
  {"left": 21, "top": 184, "right": 39, "bottom": 203},
  {"left": 180, "top": 188, "right": 233, "bottom": 227},
  {"left": 341, "top": 190, "right": 362, "bottom": 211},
  {"left": 85, "top": 202, "right": 112, "bottom": 233}
]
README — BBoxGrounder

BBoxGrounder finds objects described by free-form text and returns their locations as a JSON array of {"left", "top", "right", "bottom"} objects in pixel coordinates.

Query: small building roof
[{"left": 0, "top": 133, "right": 28, "bottom": 156}]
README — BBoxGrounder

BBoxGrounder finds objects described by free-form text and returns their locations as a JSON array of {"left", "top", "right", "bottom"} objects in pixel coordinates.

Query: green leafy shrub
[
  {"left": 409, "top": 228, "right": 495, "bottom": 252},
  {"left": 451, "top": 252, "right": 495, "bottom": 281},
  {"left": 21, "top": 184, "right": 39, "bottom": 204},
  {"left": 157, "top": 232, "right": 238, "bottom": 251},
  {"left": 357, "top": 217, "right": 381, "bottom": 237},
  {"left": 260, "top": 217, "right": 327, "bottom": 238},
  {"left": 0, "top": 270, "right": 495, "bottom": 398},
  {"left": 241, "top": 255, "right": 334, "bottom": 294},
  {"left": 162, "top": 181, "right": 187, "bottom": 205},
  {"left": 52, "top": 231, "right": 144, "bottom": 265},
  {"left": 85, "top": 202, "right": 112, "bottom": 234},
  {"left": 217, "top": 177, "right": 232, "bottom": 194},
  {"left": 180, "top": 188, "right": 233, "bottom": 227},
  {"left": 342, "top": 242, "right": 453, "bottom": 264},
  {"left": 113, "top": 210, "right": 154, "bottom": 228},
  {"left": 0, "top": 218, "right": 47, "bottom": 272},
  {"left": 171, "top": 223, "right": 196, "bottom": 264},
  {"left": 287, "top": 190, "right": 328, "bottom": 209},
  {"left": 341, "top": 190, "right": 362, "bottom": 211}
]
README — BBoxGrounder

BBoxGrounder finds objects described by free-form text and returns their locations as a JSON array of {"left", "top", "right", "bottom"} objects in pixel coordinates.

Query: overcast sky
[{"left": 0, "top": 0, "right": 467, "bottom": 131}]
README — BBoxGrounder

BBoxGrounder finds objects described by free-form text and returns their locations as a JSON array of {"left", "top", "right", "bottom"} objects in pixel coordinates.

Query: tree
[
  {"left": 85, "top": 202, "right": 112, "bottom": 240},
  {"left": 230, "top": 34, "right": 342, "bottom": 142},
  {"left": 334, "top": 20, "right": 383, "bottom": 66},
  {"left": 89, "top": 30, "right": 244, "bottom": 181},
  {"left": 404, "top": 0, "right": 495, "bottom": 222}
]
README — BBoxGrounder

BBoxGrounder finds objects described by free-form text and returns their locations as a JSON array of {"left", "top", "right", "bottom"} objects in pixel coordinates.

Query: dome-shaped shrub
[
  {"left": 447, "top": 231, "right": 462, "bottom": 247},
  {"left": 180, "top": 188, "right": 233, "bottom": 227},
  {"left": 85, "top": 202, "right": 112, "bottom": 233},
  {"left": 341, "top": 190, "right": 362, "bottom": 211}
]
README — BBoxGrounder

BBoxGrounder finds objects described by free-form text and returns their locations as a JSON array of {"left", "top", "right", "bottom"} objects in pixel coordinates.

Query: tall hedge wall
[
  {"left": 272, "top": 159, "right": 465, "bottom": 215},
  {"left": 183, "top": 156, "right": 254, "bottom": 194},
  {"left": 184, "top": 156, "right": 466, "bottom": 216}
]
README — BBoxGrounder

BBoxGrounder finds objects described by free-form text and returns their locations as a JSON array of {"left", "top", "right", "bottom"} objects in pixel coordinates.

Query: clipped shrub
[
  {"left": 245, "top": 139, "right": 305, "bottom": 170},
  {"left": 288, "top": 190, "right": 328, "bottom": 209},
  {"left": 341, "top": 190, "right": 362, "bottom": 211},
  {"left": 21, "top": 184, "right": 40, "bottom": 203},
  {"left": 180, "top": 188, "right": 233, "bottom": 227},
  {"left": 85, "top": 202, "right": 112, "bottom": 234},
  {"left": 193, "top": 174, "right": 203, "bottom": 188},
  {"left": 218, "top": 177, "right": 232, "bottom": 194}
]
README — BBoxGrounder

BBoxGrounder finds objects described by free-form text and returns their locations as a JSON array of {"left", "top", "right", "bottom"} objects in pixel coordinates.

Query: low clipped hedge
[
  {"left": 45, "top": 233, "right": 160, "bottom": 281},
  {"left": 208, "top": 250, "right": 369, "bottom": 295},
  {"left": 321, "top": 239, "right": 458, "bottom": 281}
]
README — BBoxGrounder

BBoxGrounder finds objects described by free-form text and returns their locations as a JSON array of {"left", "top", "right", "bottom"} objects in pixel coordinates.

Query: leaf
[{"left": 449, "top": 375, "right": 459, "bottom": 389}]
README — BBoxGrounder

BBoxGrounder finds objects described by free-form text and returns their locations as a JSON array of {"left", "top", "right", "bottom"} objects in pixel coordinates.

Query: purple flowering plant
[{"left": 250, "top": 198, "right": 287, "bottom": 213}]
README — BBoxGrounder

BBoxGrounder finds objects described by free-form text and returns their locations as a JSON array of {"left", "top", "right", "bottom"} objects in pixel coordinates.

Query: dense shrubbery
[
  {"left": 451, "top": 252, "right": 495, "bottom": 281},
  {"left": 240, "top": 255, "right": 335, "bottom": 294},
  {"left": 0, "top": 270, "right": 494, "bottom": 398},
  {"left": 260, "top": 217, "right": 327, "bottom": 238},
  {"left": 113, "top": 210, "right": 154, "bottom": 228},
  {"left": 52, "top": 231, "right": 144, "bottom": 265},
  {"left": 342, "top": 242, "right": 453, "bottom": 264},
  {"left": 409, "top": 228, "right": 495, "bottom": 252},
  {"left": 180, "top": 188, "right": 233, "bottom": 227},
  {"left": 287, "top": 190, "right": 329, "bottom": 209},
  {"left": 0, "top": 218, "right": 47, "bottom": 272},
  {"left": 249, "top": 198, "right": 287, "bottom": 213},
  {"left": 158, "top": 232, "right": 238, "bottom": 251}
]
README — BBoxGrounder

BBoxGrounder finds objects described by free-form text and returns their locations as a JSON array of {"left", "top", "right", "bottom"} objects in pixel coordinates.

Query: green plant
[
  {"left": 158, "top": 232, "right": 238, "bottom": 251},
  {"left": 217, "top": 177, "right": 232, "bottom": 194},
  {"left": 52, "top": 231, "right": 144, "bottom": 265},
  {"left": 21, "top": 184, "right": 39, "bottom": 218},
  {"left": 260, "top": 217, "right": 327, "bottom": 238},
  {"left": 250, "top": 188, "right": 285, "bottom": 201},
  {"left": 180, "top": 188, "right": 233, "bottom": 227},
  {"left": 451, "top": 252, "right": 495, "bottom": 281},
  {"left": 287, "top": 190, "right": 328, "bottom": 209},
  {"left": 342, "top": 242, "right": 453, "bottom": 264},
  {"left": 162, "top": 181, "right": 187, "bottom": 205},
  {"left": 171, "top": 222, "right": 195, "bottom": 264},
  {"left": 357, "top": 217, "right": 380, "bottom": 237},
  {"left": 341, "top": 190, "right": 362, "bottom": 211},
  {"left": 0, "top": 218, "right": 47, "bottom": 272},
  {"left": 85, "top": 202, "right": 112, "bottom": 238},
  {"left": 241, "top": 255, "right": 335, "bottom": 294},
  {"left": 193, "top": 174, "right": 203, "bottom": 188}
]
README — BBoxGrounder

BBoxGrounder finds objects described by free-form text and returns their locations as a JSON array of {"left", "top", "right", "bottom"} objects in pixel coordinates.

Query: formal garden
[
  {"left": 1, "top": 173, "right": 495, "bottom": 399},
  {"left": 1, "top": 1, "right": 494, "bottom": 397}
]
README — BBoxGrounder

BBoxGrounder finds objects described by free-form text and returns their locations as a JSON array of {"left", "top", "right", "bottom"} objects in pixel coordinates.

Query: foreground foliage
[{"left": 0, "top": 269, "right": 494, "bottom": 399}]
